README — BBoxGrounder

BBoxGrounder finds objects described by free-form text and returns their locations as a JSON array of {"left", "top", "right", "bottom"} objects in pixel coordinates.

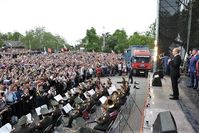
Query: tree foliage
[
  {"left": 0, "top": 32, "right": 24, "bottom": 47},
  {"left": 0, "top": 27, "right": 70, "bottom": 51},
  {"left": 0, "top": 23, "right": 156, "bottom": 53},
  {"left": 82, "top": 27, "right": 101, "bottom": 52},
  {"left": 145, "top": 22, "right": 156, "bottom": 38},
  {"left": 81, "top": 25, "right": 155, "bottom": 53},
  {"left": 128, "top": 32, "right": 155, "bottom": 49},
  {"left": 21, "top": 27, "right": 69, "bottom": 50},
  {"left": 111, "top": 29, "right": 128, "bottom": 53}
]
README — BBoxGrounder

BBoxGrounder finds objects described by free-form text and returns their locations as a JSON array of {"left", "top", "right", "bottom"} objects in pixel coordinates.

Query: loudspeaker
[
  {"left": 153, "top": 111, "right": 177, "bottom": 133},
  {"left": 152, "top": 74, "right": 162, "bottom": 87}
]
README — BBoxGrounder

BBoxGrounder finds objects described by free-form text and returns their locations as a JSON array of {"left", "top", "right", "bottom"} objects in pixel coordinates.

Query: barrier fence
[{"left": 108, "top": 86, "right": 146, "bottom": 133}]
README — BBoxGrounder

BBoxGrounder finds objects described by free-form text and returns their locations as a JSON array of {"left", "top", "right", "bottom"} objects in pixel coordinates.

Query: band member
[
  {"left": 50, "top": 100, "right": 61, "bottom": 125},
  {"left": 94, "top": 112, "right": 112, "bottom": 131},
  {"left": 21, "top": 88, "right": 33, "bottom": 115},
  {"left": 84, "top": 97, "right": 95, "bottom": 112},
  {"left": 117, "top": 89, "right": 126, "bottom": 105},
  {"left": 101, "top": 83, "right": 109, "bottom": 96},
  {"left": 14, "top": 115, "right": 34, "bottom": 133},
  {"left": 66, "top": 104, "right": 84, "bottom": 128},
  {"left": 0, "top": 92, "right": 10, "bottom": 126},
  {"left": 35, "top": 108, "right": 52, "bottom": 133},
  {"left": 102, "top": 91, "right": 121, "bottom": 113}
]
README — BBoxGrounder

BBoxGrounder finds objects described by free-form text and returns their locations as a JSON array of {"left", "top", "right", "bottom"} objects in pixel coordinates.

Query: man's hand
[{"left": 168, "top": 59, "right": 171, "bottom": 64}]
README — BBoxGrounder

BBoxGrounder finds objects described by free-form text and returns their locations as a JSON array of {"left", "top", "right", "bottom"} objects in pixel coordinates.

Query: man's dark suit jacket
[{"left": 169, "top": 55, "right": 181, "bottom": 77}]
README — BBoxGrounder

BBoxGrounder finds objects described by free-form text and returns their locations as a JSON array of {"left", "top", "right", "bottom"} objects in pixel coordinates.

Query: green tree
[
  {"left": 12, "top": 32, "right": 23, "bottom": 41},
  {"left": 22, "top": 27, "right": 69, "bottom": 51},
  {"left": 102, "top": 32, "right": 116, "bottom": 52},
  {"left": 145, "top": 22, "right": 156, "bottom": 38},
  {"left": 22, "top": 28, "right": 42, "bottom": 49},
  {"left": 128, "top": 32, "right": 154, "bottom": 48},
  {"left": 0, "top": 32, "right": 23, "bottom": 47},
  {"left": 82, "top": 27, "right": 101, "bottom": 52},
  {"left": 111, "top": 29, "right": 128, "bottom": 53},
  {"left": 7, "top": 32, "right": 13, "bottom": 40},
  {"left": 0, "top": 33, "right": 4, "bottom": 47}
]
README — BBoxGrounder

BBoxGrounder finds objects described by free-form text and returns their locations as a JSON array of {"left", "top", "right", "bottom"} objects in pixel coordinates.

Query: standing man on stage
[
  {"left": 168, "top": 47, "right": 181, "bottom": 100},
  {"left": 187, "top": 49, "right": 199, "bottom": 89}
]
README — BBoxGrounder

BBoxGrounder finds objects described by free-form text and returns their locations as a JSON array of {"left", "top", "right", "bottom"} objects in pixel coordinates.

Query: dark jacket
[
  {"left": 35, "top": 116, "right": 52, "bottom": 133},
  {"left": 14, "top": 125, "right": 33, "bottom": 133},
  {"left": 169, "top": 55, "right": 181, "bottom": 77},
  {"left": 52, "top": 108, "right": 62, "bottom": 124}
]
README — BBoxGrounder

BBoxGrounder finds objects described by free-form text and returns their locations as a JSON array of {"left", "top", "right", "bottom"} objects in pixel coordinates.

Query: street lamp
[
  {"left": 102, "top": 33, "right": 106, "bottom": 51},
  {"left": 102, "top": 26, "right": 106, "bottom": 51}
]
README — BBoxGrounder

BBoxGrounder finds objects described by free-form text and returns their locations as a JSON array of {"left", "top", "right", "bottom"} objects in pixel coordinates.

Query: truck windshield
[{"left": 132, "top": 57, "right": 150, "bottom": 63}]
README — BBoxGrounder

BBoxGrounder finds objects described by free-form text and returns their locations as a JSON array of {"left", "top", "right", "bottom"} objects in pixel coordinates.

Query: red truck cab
[{"left": 131, "top": 50, "right": 152, "bottom": 77}]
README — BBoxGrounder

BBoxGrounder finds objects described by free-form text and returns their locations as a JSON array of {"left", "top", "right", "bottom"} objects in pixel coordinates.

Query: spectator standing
[
  {"left": 128, "top": 68, "right": 133, "bottom": 84},
  {"left": 118, "top": 62, "right": 122, "bottom": 76},
  {"left": 96, "top": 65, "right": 102, "bottom": 80}
]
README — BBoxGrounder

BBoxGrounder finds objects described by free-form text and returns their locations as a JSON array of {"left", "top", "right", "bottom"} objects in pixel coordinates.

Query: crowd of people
[{"left": 0, "top": 49, "right": 131, "bottom": 132}]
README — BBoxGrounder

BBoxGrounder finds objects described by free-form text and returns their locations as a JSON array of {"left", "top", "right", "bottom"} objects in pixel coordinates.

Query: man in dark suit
[
  {"left": 14, "top": 115, "right": 34, "bottom": 133},
  {"left": 168, "top": 48, "right": 182, "bottom": 100}
]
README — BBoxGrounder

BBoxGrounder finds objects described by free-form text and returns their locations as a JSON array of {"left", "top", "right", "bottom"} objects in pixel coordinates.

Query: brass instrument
[
  {"left": 104, "top": 98, "right": 115, "bottom": 110},
  {"left": 96, "top": 112, "right": 109, "bottom": 125},
  {"left": 70, "top": 104, "right": 80, "bottom": 116},
  {"left": 111, "top": 91, "right": 121, "bottom": 106},
  {"left": 96, "top": 91, "right": 102, "bottom": 98},
  {"left": 117, "top": 89, "right": 125, "bottom": 98},
  {"left": 108, "top": 99, "right": 115, "bottom": 109},
  {"left": 70, "top": 109, "right": 79, "bottom": 116}
]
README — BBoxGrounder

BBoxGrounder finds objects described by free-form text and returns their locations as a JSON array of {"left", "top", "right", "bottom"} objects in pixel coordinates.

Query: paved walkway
[{"left": 143, "top": 74, "right": 196, "bottom": 133}]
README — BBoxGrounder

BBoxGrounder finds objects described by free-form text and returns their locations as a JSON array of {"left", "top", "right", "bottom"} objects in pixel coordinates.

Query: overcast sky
[{"left": 0, "top": 0, "right": 157, "bottom": 45}]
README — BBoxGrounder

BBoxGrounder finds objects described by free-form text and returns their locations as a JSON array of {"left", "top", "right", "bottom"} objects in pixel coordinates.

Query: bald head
[{"left": 172, "top": 48, "right": 180, "bottom": 56}]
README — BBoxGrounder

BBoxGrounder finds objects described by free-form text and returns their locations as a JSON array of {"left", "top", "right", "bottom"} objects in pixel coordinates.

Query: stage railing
[{"left": 108, "top": 87, "right": 144, "bottom": 133}]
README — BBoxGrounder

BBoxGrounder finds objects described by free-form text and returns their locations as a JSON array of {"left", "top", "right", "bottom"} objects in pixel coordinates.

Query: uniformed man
[
  {"left": 35, "top": 108, "right": 52, "bottom": 133},
  {"left": 14, "top": 115, "right": 34, "bottom": 133}
]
